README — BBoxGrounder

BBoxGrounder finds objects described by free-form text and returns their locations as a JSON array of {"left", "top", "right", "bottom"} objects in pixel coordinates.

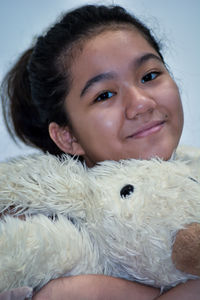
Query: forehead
[
  {"left": 68, "top": 28, "right": 158, "bottom": 84},
  {"left": 73, "top": 28, "right": 154, "bottom": 64},
  {"left": 69, "top": 25, "right": 140, "bottom": 60}
]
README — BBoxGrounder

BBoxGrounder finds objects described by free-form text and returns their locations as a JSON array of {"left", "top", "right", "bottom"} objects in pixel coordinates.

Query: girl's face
[{"left": 64, "top": 29, "right": 184, "bottom": 166}]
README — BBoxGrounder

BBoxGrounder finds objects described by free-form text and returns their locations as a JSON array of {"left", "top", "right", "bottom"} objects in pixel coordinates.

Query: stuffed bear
[{"left": 0, "top": 148, "right": 200, "bottom": 293}]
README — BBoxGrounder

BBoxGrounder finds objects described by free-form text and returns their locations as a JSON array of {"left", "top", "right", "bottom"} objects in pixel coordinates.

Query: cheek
[
  {"left": 70, "top": 106, "right": 122, "bottom": 146},
  {"left": 159, "top": 80, "right": 183, "bottom": 116},
  {"left": 88, "top": 107, "right": 122, "bottom": 135},
  {"left": 95, "top": 112, "right": 116, "bottom": 130},
  {"left": 162, "top": 82, "right": 184, "bottom": 135},
  {"left": 170, "top": 89, "right": 183, "bottom": 123}
]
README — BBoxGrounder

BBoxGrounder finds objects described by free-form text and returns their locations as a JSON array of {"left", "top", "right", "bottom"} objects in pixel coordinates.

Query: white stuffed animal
[{"left": 0, "top": 150, "right": 200, "bottom": 293}]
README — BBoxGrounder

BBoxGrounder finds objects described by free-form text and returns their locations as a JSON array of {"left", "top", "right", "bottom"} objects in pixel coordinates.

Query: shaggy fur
[{"left": 0, "top": 146, "right": 200, "bottom": 292}]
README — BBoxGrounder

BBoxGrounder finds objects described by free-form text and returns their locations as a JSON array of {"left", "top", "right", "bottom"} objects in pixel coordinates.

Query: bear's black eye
[{"left": 120, "top": 184, "right": 134, "bottom": 198}]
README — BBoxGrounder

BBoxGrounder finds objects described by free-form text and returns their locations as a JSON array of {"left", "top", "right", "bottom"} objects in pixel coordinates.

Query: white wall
[{"left": 0, "top": 0, "right": 199, "bottom": 161}]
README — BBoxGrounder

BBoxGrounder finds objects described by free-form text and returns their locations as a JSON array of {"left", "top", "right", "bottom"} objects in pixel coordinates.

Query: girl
[{"left": 1, "top": 4, "right": 200, "bottom": 299}]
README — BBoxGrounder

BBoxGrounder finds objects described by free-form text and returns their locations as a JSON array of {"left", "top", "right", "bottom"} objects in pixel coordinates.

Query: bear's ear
[{"left": 0, "top": 154, "right": 88, "bottom": 218}]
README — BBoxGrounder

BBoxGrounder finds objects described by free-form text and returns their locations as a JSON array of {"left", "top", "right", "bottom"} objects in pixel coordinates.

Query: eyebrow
[
  {"left": 80, "top": 72, "right": 117, "bottom": 97},
  {"left": 80, "top": 53, "right": 163, "bottom": 98}
]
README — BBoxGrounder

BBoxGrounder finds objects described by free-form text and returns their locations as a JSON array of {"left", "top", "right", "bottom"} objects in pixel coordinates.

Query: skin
[
  {"left": 46, "top": 28, "right": 200, "bottom": 298},
  {"left": 49, "top": 28, "right": 184, "bottom": 167},
  {"left": 32, "top": 276, "right": 200, "bottom": 300}
]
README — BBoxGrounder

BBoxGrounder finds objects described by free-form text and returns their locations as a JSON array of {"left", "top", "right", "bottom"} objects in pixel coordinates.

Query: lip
[{"left": 127, "top": 120, "right": 166, "bottom": 139}]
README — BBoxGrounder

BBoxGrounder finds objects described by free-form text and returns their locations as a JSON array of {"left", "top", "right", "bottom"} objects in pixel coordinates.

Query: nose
[{"left": 124, "top": 85, "right": 156, "bottom": 120}]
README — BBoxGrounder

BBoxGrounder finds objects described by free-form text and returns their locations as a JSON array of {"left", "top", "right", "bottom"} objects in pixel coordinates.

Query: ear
[{"left": 49, "top": 122, "right": 85, "bottom": 156}]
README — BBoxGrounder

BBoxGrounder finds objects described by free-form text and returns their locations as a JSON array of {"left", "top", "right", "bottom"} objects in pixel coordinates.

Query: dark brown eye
[
  {"left": 141, "top": 72, "right": 159, "bottom": 83},
  {"left": 95, "top": 91, "right": 114, "bottom": 102},
  {"left": 120, "top": 184, "right": 134, "bottom": 198}
]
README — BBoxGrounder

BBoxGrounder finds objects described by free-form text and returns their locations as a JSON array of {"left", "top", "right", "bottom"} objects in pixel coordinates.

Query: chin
[{"left": 149, "top": 147, "right": 176, "bottom": 161}]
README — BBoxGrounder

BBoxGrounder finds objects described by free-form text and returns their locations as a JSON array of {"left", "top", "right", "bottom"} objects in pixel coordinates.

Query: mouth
[{"left": 127, "top": 120, "right": 166, "bottom": 139}]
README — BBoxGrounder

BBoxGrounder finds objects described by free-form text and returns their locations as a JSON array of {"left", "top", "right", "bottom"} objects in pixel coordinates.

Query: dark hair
[{"left": 1, "top": 4, "right": 164, "bottom": 156}]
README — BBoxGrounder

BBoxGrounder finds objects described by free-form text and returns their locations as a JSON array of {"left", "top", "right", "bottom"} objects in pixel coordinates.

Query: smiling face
[{"left": 50, "top": 28, "right": 184, "bottom": 167}]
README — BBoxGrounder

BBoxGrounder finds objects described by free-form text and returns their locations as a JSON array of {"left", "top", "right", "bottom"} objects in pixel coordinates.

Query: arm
[
  {"left": 32, "top": 275, "right": 159, "bottom": 300},
  {"left": 32, "top": 276, "right": 200, "bottom": 300},
  {"left": 157, "top": 279, "right": 200, "bottom": 300}
]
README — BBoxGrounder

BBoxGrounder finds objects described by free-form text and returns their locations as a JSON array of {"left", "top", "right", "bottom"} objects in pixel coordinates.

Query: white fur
[{"left": 0, "top": 147, "right": 200, "bottom": 292}]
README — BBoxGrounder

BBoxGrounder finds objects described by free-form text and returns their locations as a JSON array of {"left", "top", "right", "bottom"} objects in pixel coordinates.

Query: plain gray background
[{"left": 0, "top": 0, "right": 199, "bottom": 161}]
